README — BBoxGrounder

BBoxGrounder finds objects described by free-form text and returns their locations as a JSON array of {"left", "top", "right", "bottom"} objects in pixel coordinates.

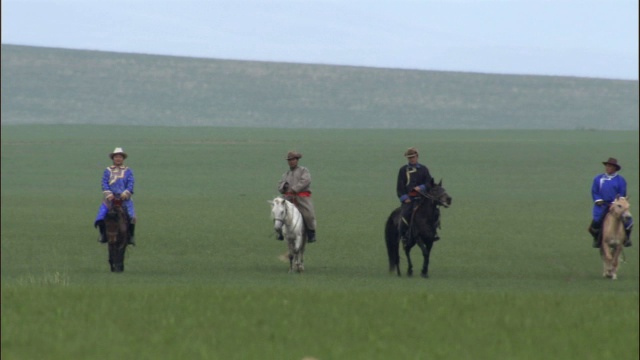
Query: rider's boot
[
  {"left": 96, "top": 220, "right": 107, "bottom": 243},
  {"left": 307, "top": 229, "right": 316, "bottom": 243},
  {"left": 128, "top": 223, "right": 136, "bottom": 246},
  {"left": 624, "top": 226, "right": 632, "bottom": 247},
  {"left": 588, "top": 220, "right": 601, "bottom": 248}
]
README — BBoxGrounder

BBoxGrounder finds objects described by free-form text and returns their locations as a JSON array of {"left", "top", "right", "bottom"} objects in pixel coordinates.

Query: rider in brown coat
[{"left": 277, "top": 151, "right": 317, "bottom": 243}]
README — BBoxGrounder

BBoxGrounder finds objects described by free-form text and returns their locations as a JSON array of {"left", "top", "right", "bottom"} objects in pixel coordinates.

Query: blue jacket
[
  {"left": 102, "top": 165, "right": 135, "bottom": 198},
  {"left": 592, "top": 172, "right": 626, "bottom": 204},
  {"left": 94, "top": 165, "right": 136, "bottom": 225},
  {"left": 591, "top": 172, "right": 627, "bottom": 222}
]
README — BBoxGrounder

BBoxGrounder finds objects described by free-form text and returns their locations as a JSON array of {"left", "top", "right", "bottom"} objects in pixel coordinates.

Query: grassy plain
[{"left": 2, "top": 125, "right": 638, "bottom": 359}]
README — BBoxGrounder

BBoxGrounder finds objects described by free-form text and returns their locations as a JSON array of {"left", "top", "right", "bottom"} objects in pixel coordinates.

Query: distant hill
[{"left": 1, "top": 44, "right": 638, "bottom": 130}]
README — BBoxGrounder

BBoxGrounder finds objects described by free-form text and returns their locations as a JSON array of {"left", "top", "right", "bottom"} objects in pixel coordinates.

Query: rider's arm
[{"left": 102, "top": 168, "right": 114, "bottom": 199}]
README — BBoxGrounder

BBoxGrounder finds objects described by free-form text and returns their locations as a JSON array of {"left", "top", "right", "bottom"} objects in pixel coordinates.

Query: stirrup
[
  {"left": 624, "top": 239, "right": 632, "bottom": 247},
  {"left": 400, "top": 235, "right": 409, "bottom": 246},
  {"left": 128, "top": 236, "right": 136, "bottom": 246},
  {"left": 97, "top": 234, "right": 107, "bottom": 244}
]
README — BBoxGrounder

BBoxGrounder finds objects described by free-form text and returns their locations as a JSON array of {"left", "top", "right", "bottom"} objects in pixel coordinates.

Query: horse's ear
[{"left": 438, "top": 179, "right": 442, "bottom": 186}]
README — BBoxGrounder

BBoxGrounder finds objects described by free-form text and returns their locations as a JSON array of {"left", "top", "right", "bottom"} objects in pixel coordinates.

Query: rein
[
  {"left": 274, "top": 200, "right": 302, "bottom": 230},
  {"left": 419, "top": 189, "right": 444, "bottom": 205}
]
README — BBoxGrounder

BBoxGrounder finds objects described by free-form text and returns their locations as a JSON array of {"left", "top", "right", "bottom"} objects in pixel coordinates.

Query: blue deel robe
[
  {"left": 591, "top": 172, "right": 632, "bottom": 228},
  {"left": 94, "top": 165, "right": 136, "bottom": 225}
]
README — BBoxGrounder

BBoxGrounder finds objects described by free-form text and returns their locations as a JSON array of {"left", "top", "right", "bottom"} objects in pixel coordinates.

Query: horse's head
[
  {"left": 268, "top": 197, "right": 288, "bottom": 232},
  {"left": 105, "top": 200, "right": 128, "bottom": 244},
  {"left": 427, "top": 179, "right": 452, "bottom": 208},
  {"left": 610, "top": 196, "right": 632, "bottom": 223}
]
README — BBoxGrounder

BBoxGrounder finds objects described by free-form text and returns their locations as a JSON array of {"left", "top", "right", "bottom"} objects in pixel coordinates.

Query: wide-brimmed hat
[
  {"left": 109, "top": 147, "right": 128, "bottom": 159},
  {"left": 602, "top": 157, "right": 621, "bottom": 171},
  {"left": 286, "top": 151, "right": 302, "bottom": 160},
  {"left": 404, "top": 147, "right": 419, "bottom": 158}
]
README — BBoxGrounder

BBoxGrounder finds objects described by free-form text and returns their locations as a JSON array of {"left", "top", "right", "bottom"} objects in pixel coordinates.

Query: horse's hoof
[{"left": 421, "top": 273, "right": 429, "bottom": 278}]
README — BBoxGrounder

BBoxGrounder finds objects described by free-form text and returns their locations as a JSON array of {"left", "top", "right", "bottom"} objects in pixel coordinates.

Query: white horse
[
  {"left": 268, "top": 197, "right": 307, "bottom": 273},
  {"left": 601, "top": 196, "right": 632, "bottom": 280}
]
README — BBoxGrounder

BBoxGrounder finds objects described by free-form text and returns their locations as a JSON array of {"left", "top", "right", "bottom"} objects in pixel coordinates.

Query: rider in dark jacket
[{"left": 396, "top": 147, "right": 436, "bottom": 243}]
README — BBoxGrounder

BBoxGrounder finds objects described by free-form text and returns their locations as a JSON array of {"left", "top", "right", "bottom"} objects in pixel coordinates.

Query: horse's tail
[{"left": 385, "top": 208, "right": 401, "bottom": 275}]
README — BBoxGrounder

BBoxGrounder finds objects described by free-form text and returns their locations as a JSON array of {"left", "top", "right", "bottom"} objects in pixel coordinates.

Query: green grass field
[{"left": 2, "top": 125, "right": 638, "bottom": 359}]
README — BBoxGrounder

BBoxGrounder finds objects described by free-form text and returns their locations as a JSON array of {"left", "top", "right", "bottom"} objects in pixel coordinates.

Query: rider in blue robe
[
  {"left": 94, "top": 147, "right": 136, "bottom": 245},
  {"left": 589, "top": 157, "right": 632, "bottom": 248}
]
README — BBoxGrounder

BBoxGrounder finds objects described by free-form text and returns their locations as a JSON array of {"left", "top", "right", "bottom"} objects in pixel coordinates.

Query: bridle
[
  {"left": 273, "top": 199, "right": 302, "bottom": 229},
  {"left": 419, "top": 187, "right": 448, "bottom": 207}
]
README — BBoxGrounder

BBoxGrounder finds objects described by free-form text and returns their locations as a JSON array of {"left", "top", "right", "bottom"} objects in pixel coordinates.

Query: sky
[{"left": 2, "top": 0, "right": 638, "bottom": 80}]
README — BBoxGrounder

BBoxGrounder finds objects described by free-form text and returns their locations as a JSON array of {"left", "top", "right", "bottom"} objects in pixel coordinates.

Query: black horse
[
  {"left": 385, "top": 179, "right": 452, "bottom": 278},
  {"left": 104, "top": 198, "right": 130, "bottom": 273}
]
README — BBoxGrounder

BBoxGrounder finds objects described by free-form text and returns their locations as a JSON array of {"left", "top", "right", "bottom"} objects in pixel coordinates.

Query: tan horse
[{"left": 600, "top": 196, "right": 632, "bottom": 280}]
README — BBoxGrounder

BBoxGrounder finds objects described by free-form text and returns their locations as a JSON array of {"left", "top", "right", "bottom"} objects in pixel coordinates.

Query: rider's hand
[
  {"left": 595, "top": 200, "right": 605, "bottom": 206},
  {"left": 121, "top": 191, "right": 131, "bottom": 200},
  {"left": 404, "top": 198, "right": 411, "bottom": 204},
  {"left": 106, "top": 194, "right": 115, "bottom": 201}
]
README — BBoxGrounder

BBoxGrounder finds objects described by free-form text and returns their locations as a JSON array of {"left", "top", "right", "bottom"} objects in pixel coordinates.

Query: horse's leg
[
  {"left": 287, "top": 239, "right": 294, "bottom": 273},
  {"left": 297, "top": 239, "right": 305, "bottom": 273},
  {"left": 404, "top": 245, "right": 414, "bottom": 277},
  {"left": 392, "top": 237, "right": 401, "bottom": 276},
  {"left": 611, "top": 245, "right": 623, "bottom": 280},
  {"left": 108, "top": 244, "right": 116, "bottom": 272},
  {"left": 295, "top": 252, "right": 303, "bottom": 273},
  {"left": 601, "top": 241, "right": 613, "bottom": 278},
  {"left": 417, "top": 239, "right": 433, "bottom": 278},
  {"left": 116, "top": 244, "right": 126, "bottom": 273}
]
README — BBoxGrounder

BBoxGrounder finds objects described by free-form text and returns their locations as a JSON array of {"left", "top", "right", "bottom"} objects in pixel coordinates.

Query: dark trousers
[{"left": 398, "top": 201, "right": 416, "bottom": 237}]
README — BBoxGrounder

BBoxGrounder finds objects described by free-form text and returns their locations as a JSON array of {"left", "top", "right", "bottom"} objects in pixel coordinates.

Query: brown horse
[
  {"left": 104, "top": 198, "right": 130, "bottom": 273},
  {"left": 600, "top": 196, "right": 632, "bottom": 280}
]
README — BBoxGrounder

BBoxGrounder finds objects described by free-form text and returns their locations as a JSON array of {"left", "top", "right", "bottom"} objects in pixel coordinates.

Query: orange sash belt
[{"left": 285, "top": 191, "right": 311, "bottom": 197}]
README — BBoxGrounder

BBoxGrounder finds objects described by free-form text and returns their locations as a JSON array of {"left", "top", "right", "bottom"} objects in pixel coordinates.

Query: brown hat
[
  {"left": 602, "top": 157, "right": 621, "bottom": 171},
  {"left": 404, "top": 147, "right": 419, "bottom": 158},
  {"left": 109, "top": 147, "right": 128, "bottom": 159},
  {"left": 286, "top": 151, "right": 302, "bottom": 160}
]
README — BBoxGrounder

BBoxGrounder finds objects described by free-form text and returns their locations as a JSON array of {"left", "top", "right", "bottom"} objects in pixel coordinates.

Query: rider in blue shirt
[
  {"left": 94, "top": 147, "right": 136, "bottom": 245},
  {"left": 588, "top": 157, "right": 632, "bottom": 248}
]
